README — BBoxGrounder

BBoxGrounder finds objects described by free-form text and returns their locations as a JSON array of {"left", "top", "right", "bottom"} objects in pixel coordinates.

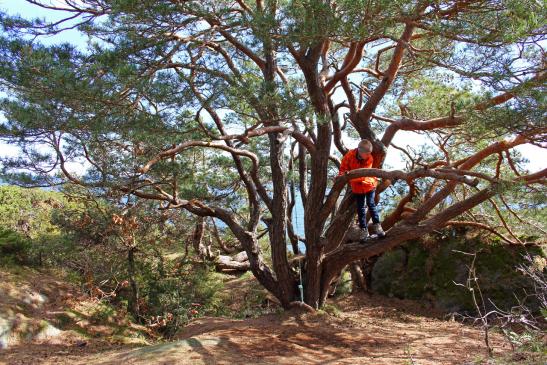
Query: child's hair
[{"left": 358, "top": 139, "right": 373, "bottom": 153}]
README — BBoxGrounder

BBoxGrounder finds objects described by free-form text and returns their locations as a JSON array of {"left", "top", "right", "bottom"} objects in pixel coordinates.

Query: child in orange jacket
[{"left": 338, "top": 139, "right": 385, "bottom": 241}]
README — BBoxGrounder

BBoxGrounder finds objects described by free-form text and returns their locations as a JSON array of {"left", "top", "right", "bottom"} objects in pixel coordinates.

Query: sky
[{"left": 0, "top": 1, "right": 545, "bottom": 177}]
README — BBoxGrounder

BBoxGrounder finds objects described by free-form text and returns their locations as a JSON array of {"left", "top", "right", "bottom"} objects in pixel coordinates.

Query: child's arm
[
  {"left": 365, "top": 156, "right": 378, "bottom": 187},
  {"left": 338, "top": 154, "right": 350, "bottom": 176}
]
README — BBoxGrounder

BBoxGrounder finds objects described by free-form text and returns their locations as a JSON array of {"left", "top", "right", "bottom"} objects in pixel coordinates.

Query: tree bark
[
  {"left": 127, "top": 248, "right": 139, "bottom": 318},
  {"left": 192, "top": 217, "right": 213, "bottom": 260},
  {"left": 349, "top": 262, "right": 367, "bottom": 293},
  {"left": 268, "top": 132, "right": 296, "bottom": 307}
]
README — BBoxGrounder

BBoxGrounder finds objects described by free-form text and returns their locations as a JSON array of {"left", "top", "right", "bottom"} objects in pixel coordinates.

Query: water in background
[
  {"left": 215, "top": 190, "right": 345, "bottom": 254},
  {"left": 290, "top": 190, "right": 306, "bottom": 253}
]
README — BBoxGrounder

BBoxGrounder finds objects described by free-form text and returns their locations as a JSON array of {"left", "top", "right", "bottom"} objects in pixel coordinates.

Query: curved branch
[
  {"left": 206, "top": 20, "right": 266, "bottom": 71},
  {"left": 487, "top": 198, "right": 522, "bottom": 244},
  {"left": 382, "top": 180, "right": 417, "bottom": 230},
  {"left": 140, "top": 140, "right": 259, "bottom": 174},
  {"left": 474, "top": 72, "right": 547, "bottom": 111},
  {"left": 357, "top": 23, "right": 415, "bottom": 126},
  {"left": 407, "top": 134, "right": 528, "bottom": 223},
  {"left": 341, "top": 168, "right": 480, "bottom": 185},
  {"left": 341, "top": 78, "right": 357, "bottom": 116},
  {"left": 381, "top": 116, "right": 463, "bottom": 147},
  {"left": 330, "top": 101, "right": 348, "bottom": 156},
  {"left": 380, "top": 72, "right": 546, "bottom": 150},
  {"left": 446, "top": 221, "right": 517, "bottom": 244},
  {"left": 517, "top": 168, "right": 547, "bottom": 184},
  {"left": 323, "top": 41, "right": 366, "bottom": 94},
  {"left": 211, "top": 126, "right": 316, "bottom": 154}
]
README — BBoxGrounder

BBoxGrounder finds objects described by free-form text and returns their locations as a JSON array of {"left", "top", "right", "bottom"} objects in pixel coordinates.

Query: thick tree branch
[
  {"left": 381, "top": 116, "right": 463, "bottom": 147},
  {"left": 319, "top": 167, "right": 480, "bottom": 230}
]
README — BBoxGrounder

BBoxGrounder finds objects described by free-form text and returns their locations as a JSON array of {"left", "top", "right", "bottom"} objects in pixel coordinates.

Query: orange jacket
[{"left": 338, "top": 149, "right": 377, "bottom": 194}]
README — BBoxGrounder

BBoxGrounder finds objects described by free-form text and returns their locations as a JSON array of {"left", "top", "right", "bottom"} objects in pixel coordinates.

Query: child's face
[{"left": 358, "top": 150, "right": 372, "bottom": 159}]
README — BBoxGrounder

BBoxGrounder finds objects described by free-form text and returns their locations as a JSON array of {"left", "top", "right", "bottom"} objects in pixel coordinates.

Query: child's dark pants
[{"left": 355, "top": 190, "right": 380, "bottom": 229}]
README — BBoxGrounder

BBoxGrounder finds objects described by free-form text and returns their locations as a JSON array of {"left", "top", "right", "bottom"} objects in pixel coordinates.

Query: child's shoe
[
  {"left": 372, "top": 223, "right": 386, "bottom": 238},
  {"left": 359, "top": 228, "right": 369, "bottom": 242}
]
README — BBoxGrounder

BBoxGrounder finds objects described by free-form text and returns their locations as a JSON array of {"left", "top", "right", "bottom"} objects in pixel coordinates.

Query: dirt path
[
  {"left": 139, "top": 293, "right": 511, "bottom": 365},
  {"left": 2, "top": 268, "right": 541, "bottom": 365},
  {"left": 1, "top": 292, "right": 515, "bottom": 364}
]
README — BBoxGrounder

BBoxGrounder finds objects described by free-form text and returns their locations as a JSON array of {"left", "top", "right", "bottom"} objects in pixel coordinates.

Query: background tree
[
  {"left": 52, "top": 187, "right": 229, "bottom": 332},
  {"left": 0, "top": 0, "right": 545, "bottom": 309},
  {"left": 0, "top": 185, "right": 71, "bottom": 265}
]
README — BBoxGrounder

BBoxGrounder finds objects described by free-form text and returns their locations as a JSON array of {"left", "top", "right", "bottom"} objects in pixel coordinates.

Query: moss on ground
[{"left": 371, "top": 232, "right": 545, "bottom": 313}]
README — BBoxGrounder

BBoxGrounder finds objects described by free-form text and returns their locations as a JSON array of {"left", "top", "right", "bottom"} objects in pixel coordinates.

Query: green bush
[
  {"left": 0, "top": 185, "right": 77, "bottom": 266},
  {"left": 143, "top": 263, "right": 225, "bottom": 337},
  {"left": 0, "top": 227, "right": 32, "bottom": 264},
  {"left": 331, "top": 270, "right": 352, "bottom": 298},
  {"left": 89, "top": 302, "right": 117, "bottom": 324},
  {"left": 0, "top": 186, "right": 64, "bottom": 237}
]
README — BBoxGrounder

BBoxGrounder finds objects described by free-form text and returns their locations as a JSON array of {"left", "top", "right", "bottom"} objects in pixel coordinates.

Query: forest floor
[{"left": 1, "top": 266, "right": 544, "bottom": 365}]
